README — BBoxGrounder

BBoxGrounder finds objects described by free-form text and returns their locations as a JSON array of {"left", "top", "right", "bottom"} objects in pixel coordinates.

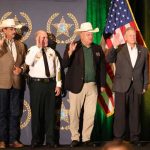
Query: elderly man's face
[
  {"left": 80, "top": 31, "right": 93, "bottom": 47},
  {"left": 36, "top": 31, "right": 48, "bottom": 48},
  {"left": 124, "top": 29, "right": 136, "bottom": 45},
  {"left": 3, "top": 27, "right": 16, "bottom": 40}
]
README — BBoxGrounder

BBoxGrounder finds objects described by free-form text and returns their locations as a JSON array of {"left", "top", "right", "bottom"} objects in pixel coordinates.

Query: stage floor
[{"left": 4, "top": 142, "right": 150, "bottom": 150}]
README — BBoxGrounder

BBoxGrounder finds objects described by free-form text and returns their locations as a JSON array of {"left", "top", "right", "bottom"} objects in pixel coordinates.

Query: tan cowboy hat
[
  {"left": 75, "top": 22, "right": 99, "bottom": 34},
  {"left": 0, "top": 18, "right": 23, "bottom": 29}
]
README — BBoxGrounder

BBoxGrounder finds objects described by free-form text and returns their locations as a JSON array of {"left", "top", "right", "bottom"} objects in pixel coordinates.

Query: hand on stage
[{"left": 55, "top": 87, "right": 61, "bottom": 96}]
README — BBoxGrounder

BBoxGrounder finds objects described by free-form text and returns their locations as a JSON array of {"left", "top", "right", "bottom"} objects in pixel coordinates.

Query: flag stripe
[
  {"left": 98, "top": 83, "right": 114, "bottom": 114},
  {"left": 105, "top": 84, "right": 114, "bottom": 106},
  {"left": 106, "top": 64, "right": 114, "bottom": 80},
  {"left": 106, "top": 39, "right": 113, "bottom": 49},
  {"left": 98, "top": 95, "right": 111, "bottom": 116}
]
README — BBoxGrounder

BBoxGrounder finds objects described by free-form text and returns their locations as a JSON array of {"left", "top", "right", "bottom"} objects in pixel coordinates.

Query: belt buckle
[
  {"left": 37, "top": 78, "right": 41, "bottom": 82},
  {"left": 44, "top": 78, "right": 49, "bottom": 82}
]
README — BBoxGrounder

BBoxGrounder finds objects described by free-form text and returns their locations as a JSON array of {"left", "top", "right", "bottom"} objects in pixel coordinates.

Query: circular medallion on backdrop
[
  {"left": 47, "top": 13, "right": 79, "bottom": 44},
  {"left": 1, "top": 12, "right": 32, "bottom": 42},
  {"left": 20, "top": 100, "right": 31, "bottom": 129}
]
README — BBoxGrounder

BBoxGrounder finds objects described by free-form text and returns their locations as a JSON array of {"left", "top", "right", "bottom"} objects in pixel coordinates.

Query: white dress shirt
[
  {"left": 25, "top": 45, "right": 62, "bottom": 87},
  {"left": 6, "top": 39, "right": 17, "bottom": 61},
  {"left": 127, "top": 43, "right": 138, "bottom": 68}
]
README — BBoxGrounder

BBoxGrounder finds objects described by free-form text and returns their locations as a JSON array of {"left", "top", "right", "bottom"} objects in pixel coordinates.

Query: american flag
[
  {"left": 105, "top": 0, "right": 145, "bottom": 49},
  {"left": 99, "top": 0, "right": 146, "bottom": 116}
]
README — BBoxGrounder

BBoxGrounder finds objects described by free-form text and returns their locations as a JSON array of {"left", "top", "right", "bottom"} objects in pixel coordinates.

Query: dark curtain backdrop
[
  {"left": 128, "top": 0, "right": 150, "bottom": 140},
  {"left": 129, "top": 0, "right": 150, "bottom": 49}
]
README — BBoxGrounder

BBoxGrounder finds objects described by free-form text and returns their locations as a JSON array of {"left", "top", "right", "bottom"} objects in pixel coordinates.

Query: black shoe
[
  {"left": 131, "top": 141, "right": 142, "bottom": 147},
  {"left": 83, "top": 140, "right": 94, "bottom": 147},
  {"left": 31, "top": 142, "right": 42, "bottom": 148},
  {"left": 70, "top": 140, "right": 79, "bottom": 147},
  {"left": 47, "top": 143, "right": 58, "bottom": 148}
]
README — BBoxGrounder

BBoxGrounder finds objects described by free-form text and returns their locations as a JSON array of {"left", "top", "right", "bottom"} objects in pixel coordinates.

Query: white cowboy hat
[
  {"left": 0, "top": 18, "right": 23, "bottom": 29},
  {"left": 75, "top": 22, "right": 99, "bottom": 34}
]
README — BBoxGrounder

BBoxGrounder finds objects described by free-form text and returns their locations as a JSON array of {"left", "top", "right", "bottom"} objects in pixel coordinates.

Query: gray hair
[{"left": 124, "top": 27, "right": 136, "bottom": 36}]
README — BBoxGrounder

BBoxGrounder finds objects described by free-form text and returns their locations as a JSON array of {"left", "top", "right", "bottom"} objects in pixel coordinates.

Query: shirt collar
[
  {"left": 6, "top": 39, "right": 14, "bottom": 45},
  {"left": 127, "top": 43, "right": 137, "bottom": 51},
  {"left": 82, "top": 43, "right": 91, "bottom": 49}
]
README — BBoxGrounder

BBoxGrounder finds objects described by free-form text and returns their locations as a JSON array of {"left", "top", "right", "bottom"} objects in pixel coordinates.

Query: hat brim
[
  {"left": 0, "top": 24, "right": 23, "bottom": 29},
  {"left": 75, "top": 27, "right": 99, "bottom": 34}
]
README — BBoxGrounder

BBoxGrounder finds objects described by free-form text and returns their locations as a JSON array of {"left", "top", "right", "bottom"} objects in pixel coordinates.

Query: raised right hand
[
  {"left": 112, "top": 33, "right": 121, "bottom": 49},
  {"left": 68, "top": 41, "right": 77, "bottom": 56}
]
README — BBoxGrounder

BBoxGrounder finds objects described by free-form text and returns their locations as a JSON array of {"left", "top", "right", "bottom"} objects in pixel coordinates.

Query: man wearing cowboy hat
[
  {"left": 0, "top": 18, "right": 26, "bottom": 148},
  {"left": 63, "top": 22, "right": 106, "bottom": 147}
]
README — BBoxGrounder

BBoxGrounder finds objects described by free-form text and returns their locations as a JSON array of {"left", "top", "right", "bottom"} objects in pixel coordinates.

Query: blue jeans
[{"left": 0, "top": 88, "right": 22, "bottom": 142}]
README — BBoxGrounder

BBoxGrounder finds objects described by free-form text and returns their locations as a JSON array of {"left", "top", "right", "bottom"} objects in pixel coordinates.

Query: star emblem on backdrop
[{"left": 52, "top": 16, "right": 73, "bottom": 37}]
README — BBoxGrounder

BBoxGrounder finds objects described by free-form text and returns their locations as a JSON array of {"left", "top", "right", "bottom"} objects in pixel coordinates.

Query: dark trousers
[
  {"left": 113, "top": 83, "right": 141, "bottom": 142},
  {"left": 29, "top": 80, "right": 56, "bottom": 145},
  {"left": 0, "top": 88, "right": 21, "bottom": 142}
]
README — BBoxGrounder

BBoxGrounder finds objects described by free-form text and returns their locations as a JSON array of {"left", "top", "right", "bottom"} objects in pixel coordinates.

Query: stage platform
[{"left": 4, "top": 142, "right": 150, "bottom": 150}]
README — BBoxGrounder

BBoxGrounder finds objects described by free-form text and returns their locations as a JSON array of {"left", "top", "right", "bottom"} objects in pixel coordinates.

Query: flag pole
[{"left": 126, "top": 0, "right": 147, "bottom": 47}]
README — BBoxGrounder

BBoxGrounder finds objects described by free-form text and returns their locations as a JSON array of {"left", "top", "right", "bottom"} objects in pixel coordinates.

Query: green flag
[{"left": 86, "top": 0, "right": 113, "bottom": 141}]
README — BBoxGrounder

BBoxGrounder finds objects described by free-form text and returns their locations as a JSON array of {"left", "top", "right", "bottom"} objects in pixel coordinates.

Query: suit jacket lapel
[
  {"left": 14, "top": 41, "right": 23, "bottom": 66},
  {"left": 123, "top": 44, "right": 133, "bottom": 68},
  {"left": 91, "top": 44, "right": 97, "bottom": 70},
  {"left": 77, "top": 41, "right": 84, "bottom": 70},
  {"left": 134, "top": 44, "right": 142, "bottom": 69}
]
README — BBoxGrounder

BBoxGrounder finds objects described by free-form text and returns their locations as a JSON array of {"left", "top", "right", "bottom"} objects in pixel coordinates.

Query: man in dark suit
[
  {"left": 63, "top": 22, "right": 106, "bottom": 147},
  {"left": 106, "top": 27, "right": 148, "bottom": 146},
  {"left": 0, "top": 18, "right": 26, "bottom": 148}
]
